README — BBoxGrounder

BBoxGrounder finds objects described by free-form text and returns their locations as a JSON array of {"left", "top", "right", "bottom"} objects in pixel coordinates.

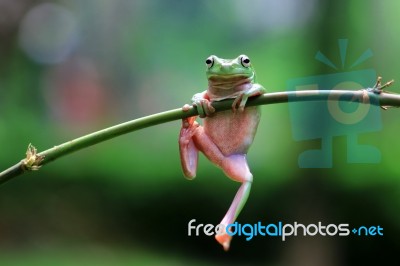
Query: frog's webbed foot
[
  {"left": 191, "top": 92, "right": 215, "bottom": 118},
  {"left": 232, "top": 84, "right": 266, "bottom": 112},
  {"left": 193, "top": 99, "right": 215, "bottom": 118},
  {"left": 232, "top": 93, "right": 248, "bottom": 112},
  {"left": 179, "top": 116, "right": 199, "bottom": 179}
]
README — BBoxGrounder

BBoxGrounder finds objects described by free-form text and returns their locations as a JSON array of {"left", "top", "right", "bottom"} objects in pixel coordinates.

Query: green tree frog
[{"left": 179, "top": 54, "right": 266, "bottom": 250}]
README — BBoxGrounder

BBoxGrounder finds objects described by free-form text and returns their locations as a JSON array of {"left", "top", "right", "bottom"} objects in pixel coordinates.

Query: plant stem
[{"left": 1, "top": 89, "right": 399, "bottom": 185}]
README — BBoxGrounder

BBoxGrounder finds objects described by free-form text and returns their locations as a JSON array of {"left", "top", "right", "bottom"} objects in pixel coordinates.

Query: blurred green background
[{"left": 1, "top": 0, "right": 400, "bottom": 265}]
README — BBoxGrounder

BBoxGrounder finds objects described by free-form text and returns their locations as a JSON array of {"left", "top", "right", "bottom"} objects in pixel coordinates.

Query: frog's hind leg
[
  {"left": 190, "top": 129, "right": 253, "bottom": 251},
  {"left": 180, "top": 116, "right": 226, "bottom": 178},
  {"left": 216, "top": 154, "right": 253, "bottom": 251}
]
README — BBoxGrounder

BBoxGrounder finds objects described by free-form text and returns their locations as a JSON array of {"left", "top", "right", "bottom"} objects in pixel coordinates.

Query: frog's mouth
[
  {"left": 208, "top": 74, "right": 250, "bottom": 80},
  {"left": 208, "top": 74, "right": 251, "bottom": 90}
]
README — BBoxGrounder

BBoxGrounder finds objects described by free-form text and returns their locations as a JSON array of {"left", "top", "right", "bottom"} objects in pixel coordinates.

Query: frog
[{"left": 179, "top": 54, "right": 266, "bottom": 250}]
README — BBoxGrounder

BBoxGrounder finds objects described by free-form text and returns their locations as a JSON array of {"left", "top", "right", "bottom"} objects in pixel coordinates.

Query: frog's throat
[{"left": 208, "top": 75, "right": 252, "bottom": 91}]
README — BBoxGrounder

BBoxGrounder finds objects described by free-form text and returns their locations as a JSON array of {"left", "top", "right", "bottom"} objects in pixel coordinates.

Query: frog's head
[{"left": 205, "top": 55, "right": 255, "bottom": 82}]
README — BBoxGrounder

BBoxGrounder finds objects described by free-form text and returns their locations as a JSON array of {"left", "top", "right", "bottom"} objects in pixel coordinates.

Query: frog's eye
[
  {"left": 240, "top": 55, "right": 251, "bottom": 67},
  {"left": 205, "top": 56, "right": 214, "bottom": 68}
]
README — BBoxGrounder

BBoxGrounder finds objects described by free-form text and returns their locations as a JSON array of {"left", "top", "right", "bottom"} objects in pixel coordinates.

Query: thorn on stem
[{"left": 372, "top": 76, "right": 395, "bottom": 93}]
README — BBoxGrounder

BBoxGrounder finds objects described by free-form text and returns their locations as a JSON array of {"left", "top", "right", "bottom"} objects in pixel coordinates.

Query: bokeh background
[{"left": 1, "top": 0, "right": 399, "bottom": 265}]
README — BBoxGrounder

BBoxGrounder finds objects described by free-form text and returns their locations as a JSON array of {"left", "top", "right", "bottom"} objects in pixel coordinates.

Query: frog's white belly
[{"left": 203, "top": 106, "right": 261, "bottom": 156}]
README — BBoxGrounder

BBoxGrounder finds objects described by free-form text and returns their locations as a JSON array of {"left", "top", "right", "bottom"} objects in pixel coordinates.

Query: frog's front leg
[
  {"left": 232, "top": 83, "right": 266, "bottom": 112},
  {"left": 192, "top": 91, "right": 215, "bottom": 118}
]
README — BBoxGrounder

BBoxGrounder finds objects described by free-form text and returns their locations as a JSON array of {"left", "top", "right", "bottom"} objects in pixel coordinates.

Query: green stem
[{"left": 1, "top": 89, "right": 399, "bottom": 185}]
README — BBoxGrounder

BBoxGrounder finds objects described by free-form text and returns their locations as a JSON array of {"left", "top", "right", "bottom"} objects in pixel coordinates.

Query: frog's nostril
[{"left": 220, "top": 63, "right": 230, "bottom": 71}]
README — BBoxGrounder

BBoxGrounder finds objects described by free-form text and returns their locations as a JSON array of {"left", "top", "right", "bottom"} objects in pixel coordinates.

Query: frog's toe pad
[
  {"left": 182, "top": 104, "right": 191, "bottom": 112},
  {"left": 215, "top": 232, "right": 232, "bottom": 251}
]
